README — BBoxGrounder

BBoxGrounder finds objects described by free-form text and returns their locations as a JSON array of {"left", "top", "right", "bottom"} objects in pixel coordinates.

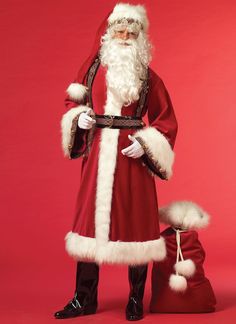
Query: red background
[{"left": 1, "top": 0, "right": 235, "bottom": 323}]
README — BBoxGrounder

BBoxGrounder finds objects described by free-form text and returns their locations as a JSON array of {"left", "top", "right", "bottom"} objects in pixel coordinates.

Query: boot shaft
[
  {"left": 128, "top": 264, "right": 148, "bottom": 299},
  {"left": 75, "top": 261, "right": 99, "bottom": 305}
]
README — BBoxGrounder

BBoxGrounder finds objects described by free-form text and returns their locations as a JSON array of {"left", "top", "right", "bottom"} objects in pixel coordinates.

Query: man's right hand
[{"left": 78, "top": 108, "right": 96, "bottom": 129}]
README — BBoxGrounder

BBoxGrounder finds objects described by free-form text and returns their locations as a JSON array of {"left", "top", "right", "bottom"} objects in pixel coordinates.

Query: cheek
[
  {"left": 130, "top": 34, "right": 138, "bottom": 40},
  {"left": 113, "top": 33, "right": 122, "bottom": 39}
]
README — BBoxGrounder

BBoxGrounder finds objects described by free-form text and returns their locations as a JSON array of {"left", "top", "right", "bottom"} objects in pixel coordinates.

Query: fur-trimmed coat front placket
[{"left": 61, "top": 64, "right": 178, "bottom": 265}]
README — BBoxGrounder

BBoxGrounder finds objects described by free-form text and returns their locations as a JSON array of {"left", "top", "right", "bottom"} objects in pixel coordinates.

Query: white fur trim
[
  {"left": 65, "top": 231, "right": 166, "bottom": 265},
  {"left": 159, "top": 200, "right": 210, "bottom": 230},
  {"left": 66, "top": 83, "right": 88, "bottom": 101},
  {"left": 108, "top": 3, "right": 149, "bottom": 31},
  {"left": 94, "top": 88, "right": 122, "bottom": 254},
  {"left": 133, "top": 126, "right": 174, "bottom": 179},
  {"left": 60, "top": 105, "right": 90, "bottom": 157},
  {"left": 174, "top": 259, "right": 196, "bottom": 278},
  {"left": 95, "top": 126, "right": 120, "bottom": 249},
  {"left": 169, "top": 274, "right": 187, "bottom": 292}
]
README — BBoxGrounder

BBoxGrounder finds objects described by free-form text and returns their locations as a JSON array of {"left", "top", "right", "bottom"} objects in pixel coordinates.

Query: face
[{"left": 112, "top": 28, "right": 139, "bottom": 42}]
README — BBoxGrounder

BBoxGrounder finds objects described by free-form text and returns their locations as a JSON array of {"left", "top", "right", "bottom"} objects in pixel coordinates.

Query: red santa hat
[
  {"left": 159, "top": 201, "right": 210, "bottom": 292},
  {"left": 66, "top": 3, "right": 149, "bottom": 103},
  {"left": 65, "top": 10, "right": 111, "bottom": 102}
]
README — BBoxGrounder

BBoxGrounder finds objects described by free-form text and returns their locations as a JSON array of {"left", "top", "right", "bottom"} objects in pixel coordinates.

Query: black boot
[
  {"left": 54, "top": 261, "right": 99, "bottom": 319},
  {"left": 126, "top": 264, "right": 148, "bottom": 321}
]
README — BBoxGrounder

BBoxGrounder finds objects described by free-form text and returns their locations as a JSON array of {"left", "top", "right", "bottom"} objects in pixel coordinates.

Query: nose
[{"left": 121, "top": 30, "right": 129, "bottom": 40}]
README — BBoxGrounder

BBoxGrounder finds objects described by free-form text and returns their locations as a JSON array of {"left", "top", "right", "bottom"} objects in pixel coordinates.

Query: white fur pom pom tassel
[
  {"left": 66, "top": 83, "right": 88, "bottom": 101},
  {"left": 169, "top": 274, "right": 187, "bottom": 292},
  {"left": 174, "top": 259, "right": 196, "bottom": 278}
]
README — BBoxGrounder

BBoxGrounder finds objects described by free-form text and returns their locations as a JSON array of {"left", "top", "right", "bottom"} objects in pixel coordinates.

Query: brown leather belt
[{"left": 94, "top": 114, "right": 145, "bottom": 129}]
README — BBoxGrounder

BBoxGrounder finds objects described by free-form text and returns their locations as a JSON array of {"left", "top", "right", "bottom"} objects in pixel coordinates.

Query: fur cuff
[
  {"left": 133, "top": 126, "right": 175, "bottom": 179},
  {"left": 159, "top": 200, "right": 210, "bottom": 230},
  {"left": 65, "top": 232, "right": 166, "bottom": 265},
  {"left": 61, "top": 105, "right": 91, "bottom": 157},
  {"left": 66, "top": 83, "right": 88, "bottom": 102}
]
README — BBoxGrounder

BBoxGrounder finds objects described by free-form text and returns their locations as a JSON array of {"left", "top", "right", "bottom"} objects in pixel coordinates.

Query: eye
[{"left": 129, "top": 32, "right": 138, "bottom": 37}]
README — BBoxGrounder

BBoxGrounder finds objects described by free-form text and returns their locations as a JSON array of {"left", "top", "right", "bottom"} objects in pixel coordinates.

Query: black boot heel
[{"left": 83, "top": 304, "right": 97, "bottom": 315}]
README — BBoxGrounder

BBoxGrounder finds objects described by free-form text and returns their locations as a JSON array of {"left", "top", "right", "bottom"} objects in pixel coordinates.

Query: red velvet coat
[
  {"left": 61, "top": 64, "right": 178, "bottom": 265},
  {"left": 150, "top": 227, "right": 216, "bottom": 313}
]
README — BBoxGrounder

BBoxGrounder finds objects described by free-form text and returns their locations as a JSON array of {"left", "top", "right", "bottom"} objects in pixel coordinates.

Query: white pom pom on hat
[{"left": 66, "top": 83, "right": 88, "bottom": 101}]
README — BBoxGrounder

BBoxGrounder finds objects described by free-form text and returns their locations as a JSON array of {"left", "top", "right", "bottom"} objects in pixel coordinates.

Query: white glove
[
  {"left": 121, "top": 135, "right": 145, "bottom": 159},
  {"left": 78, "top": 108, "right": 96, "bottom": 129}
]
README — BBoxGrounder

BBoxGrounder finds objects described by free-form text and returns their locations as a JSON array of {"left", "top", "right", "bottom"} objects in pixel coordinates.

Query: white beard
[{"left": 99, "top": 33, "right": 151, "bottom": 106}]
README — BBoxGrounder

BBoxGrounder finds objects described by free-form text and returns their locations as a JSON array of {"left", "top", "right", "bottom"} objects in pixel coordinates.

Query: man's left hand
[{"left": 121, "top": 135, "right": 145, "bottom": 159}]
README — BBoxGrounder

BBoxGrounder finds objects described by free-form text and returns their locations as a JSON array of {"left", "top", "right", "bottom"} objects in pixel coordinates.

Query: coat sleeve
[
  {"left": 60, "top": 81, "right": 95, "bottom": 159},
  {"left": 133, "top": 77, "right": 178, "bottom": 180}
]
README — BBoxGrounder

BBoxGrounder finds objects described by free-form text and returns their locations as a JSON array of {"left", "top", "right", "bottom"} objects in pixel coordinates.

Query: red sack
[{"left": 150, "top": 201, "right": 216, "bottom": 313}]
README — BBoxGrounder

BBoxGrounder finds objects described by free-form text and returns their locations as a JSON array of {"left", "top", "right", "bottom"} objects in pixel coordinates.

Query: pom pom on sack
[
  {"left": 174, "top": 259, "right": 196, "bottom": 278},
  {"left": 169, "top": 274, "right": 187, "bottom": 292}
]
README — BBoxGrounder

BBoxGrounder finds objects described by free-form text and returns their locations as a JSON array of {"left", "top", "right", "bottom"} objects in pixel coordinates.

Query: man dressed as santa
[{"left": 55, "top": 3, "right": 178, "bottom": 321}]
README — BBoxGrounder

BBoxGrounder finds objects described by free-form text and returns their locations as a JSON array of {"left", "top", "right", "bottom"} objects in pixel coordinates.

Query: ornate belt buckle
[{"left": 107, "top": 115, "right": 114, "bottom": 128}]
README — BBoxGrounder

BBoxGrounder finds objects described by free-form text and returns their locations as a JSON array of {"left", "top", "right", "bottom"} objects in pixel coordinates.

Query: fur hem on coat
[{"left": 65, "top": 231, "right": 166, "bottom": 265}]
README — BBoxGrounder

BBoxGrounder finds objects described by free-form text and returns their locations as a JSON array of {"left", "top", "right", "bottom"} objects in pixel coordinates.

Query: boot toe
[
  {"left": 126, "top": 313, "right": 143, "bottom": 321},
  {"left": 54, "top": 309, "right": 82, "bottom": 319},
  {"left": 54, "top": 310, "right": 69, "bottom": 319}
]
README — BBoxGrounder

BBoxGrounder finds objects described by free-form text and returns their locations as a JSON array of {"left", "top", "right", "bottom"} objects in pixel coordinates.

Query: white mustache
[{"left": 117, "top": 40, "right": 134, "bottom": 46}]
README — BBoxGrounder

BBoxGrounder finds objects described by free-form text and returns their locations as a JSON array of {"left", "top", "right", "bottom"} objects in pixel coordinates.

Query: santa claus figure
[
  {"left": 55, "top": 3, "right": 178, "bottom": 321},
  {"left": 150, "top": 201, "right": 217, "bottom": 313}
]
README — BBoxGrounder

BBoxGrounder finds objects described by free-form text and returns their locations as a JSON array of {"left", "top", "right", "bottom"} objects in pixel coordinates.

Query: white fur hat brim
[{"left": 108, "top": 3, "right": 149, "bottom": 31}]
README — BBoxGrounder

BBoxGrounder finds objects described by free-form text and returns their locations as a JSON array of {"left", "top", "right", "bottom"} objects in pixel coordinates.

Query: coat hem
[{"left": 65, "top": 231, "right": 166, "bottom": 265}]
